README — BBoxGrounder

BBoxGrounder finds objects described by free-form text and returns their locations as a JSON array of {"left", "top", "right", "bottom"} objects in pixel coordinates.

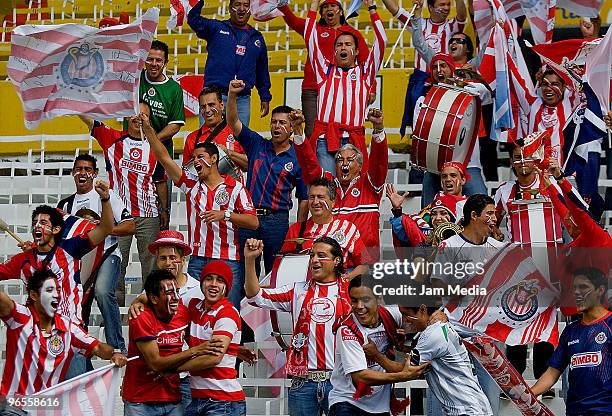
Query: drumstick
[
  {"left": 383, "top": 3, "right": 417, "bottom": 69},
  {"left": 0, "top": 218, "right": 24, "bottom": 244}
]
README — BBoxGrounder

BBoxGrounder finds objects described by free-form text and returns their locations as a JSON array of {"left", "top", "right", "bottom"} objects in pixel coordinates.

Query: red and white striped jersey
[
  {"left": 281, "top": 218, "right": 367, "bottom": 268},
  {"left": 527, "top": 92, "right": 578, "bottom": 165},
  {"left": 0, "top": 235, "right": 93, "bottom": 322},
  {"left": 396, "top": 9, "right": 466, "bottom": 72},
  {"left": 247, "top": 280, "right": 350, "bottom": 371},
  {"left": 177, "top": 171, "right": 256, "bottom": 260},
  {"left": 295, "top": 132, "right": 388, "bottom": 261},
  {"left": 305, "top": 10, "right": 386, "bottom": 129},
  {"left": 494, "top": 177, "right": 550, "bottom": 218},
  {"left": 92, "top": 121, "right": 165, "bottom": 218},
  {"left": 0, "top": 303, "right": 99, "bottom": 398},
  {"left": 187, "top": 298, "right": 244, "bottom": 401}
]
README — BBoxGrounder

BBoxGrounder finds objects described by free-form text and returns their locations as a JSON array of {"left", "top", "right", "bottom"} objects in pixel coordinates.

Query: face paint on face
[
  {"left": 161, "top": 280, "right": 180, "bottom": 315},
  {"left": 321, "top": 199, "right": 330, "bottom": 211},
  {"left": 40, "top": 278, "right": 60, "bottom": 317},
  {"left": 33, "top": 221, "right": 53, "bottom": 243}
]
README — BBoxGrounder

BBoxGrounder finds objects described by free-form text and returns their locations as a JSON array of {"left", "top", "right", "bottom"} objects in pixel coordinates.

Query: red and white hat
[
  {"left": 431, "top": 192, "right": 465, "bottom": 222},
  {"left": 441, "top": 161, "right": 471, "bottom": 182},
  {"left": 148, "top": 230, "right": 192, "bottom": 256},
  {"left": 200, "top": 260, "right": 233, "bottom": 296},
  {"left": 320, "top": 0, "right": 343, "bottom": 8}
]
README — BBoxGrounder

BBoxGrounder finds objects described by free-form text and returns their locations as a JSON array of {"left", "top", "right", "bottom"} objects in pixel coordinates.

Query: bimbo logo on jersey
[
  {"left": 570, "top": 351, "right": 602, "bottom": 369},
  {"left": 120, "top": 158, "right": 148, "bottom": 174}
]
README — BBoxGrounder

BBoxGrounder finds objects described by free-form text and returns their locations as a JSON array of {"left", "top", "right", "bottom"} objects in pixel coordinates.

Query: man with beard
[
  {"left": 0, "top": 269, "right": 127, "bottom": 413},
  {"left": 304, "top": 0, "right": 386, "bottom": 172},
  {"left": 182, "top": 86, "right": 247, "bottom": 184},
  {"left": 123, "top": 269, "right": 218, "bottom": 416},
  {"left": 292, "top": 108, "right": 387, "bottom": 263},
  {"left": 281, "top": 177, "right": 369, "bottom": 280},
  {"left": 278, "top": 0, "right": 374, "bottom": 137},
  {"left": 244, "top": 236, "right": 352, "bottom": 416},
  {"left": 144, "top": 108, "right": 259, "bottom": 309},
  {"left": 58, "top": 154, "right": 134, "bottom": 358},
  {"left": 328, "top": 275, "right": 429, "bottom": 416},
  {"left": 188, "top": 0, "right": 271, "bottom": 126},
  {"left": 227, "top": 79, "right": 309, "bottom": 279}
]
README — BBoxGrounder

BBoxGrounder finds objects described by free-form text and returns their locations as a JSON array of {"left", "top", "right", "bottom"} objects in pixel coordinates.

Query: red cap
[
  {"left": 430, "top": 53, "right": 456, "bottom": 73},
  {"left": 441, "top": 161, "right": 470, "bottom": 182},
  {"left": 148, "top": 230, "right": 192, "bottom": 256},
  {"left": 320, "top": 0, "right": 343, "bottom": 8},
  {"left": 431, "top": 192, "right": 465, "bottom": 222},
  {"left": 200, "top": 260, "right": 233, "bottom": 296},
  {"left": 98, "top": 17, "right": 121, "bottom": 28}
]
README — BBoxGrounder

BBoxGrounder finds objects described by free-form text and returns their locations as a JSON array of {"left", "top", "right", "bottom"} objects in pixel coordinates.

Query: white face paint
[{"left": 40, "top": 278, "right": 59, "bottom": 317}]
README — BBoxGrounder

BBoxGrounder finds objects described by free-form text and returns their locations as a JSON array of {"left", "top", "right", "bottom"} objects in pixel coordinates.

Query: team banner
[
  {"left": 8, "top": 8, "right": 159, "bottom": 130},
  {"left": 251, "top": 0, "right": 285, "bottom": 22},
  {"left": 168, "top": 0, "right": 199, "bottom": 30},
  {"left": 26, "top": 362, "right": 122, "bottom": 416},
  {"left": 464, "top": 337, "right": 554, "bottom": 416}
]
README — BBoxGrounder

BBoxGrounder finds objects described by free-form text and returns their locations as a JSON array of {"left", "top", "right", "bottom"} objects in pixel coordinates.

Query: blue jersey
[{"left": 548, "top": 312, "right": 612, "bottom": 416}]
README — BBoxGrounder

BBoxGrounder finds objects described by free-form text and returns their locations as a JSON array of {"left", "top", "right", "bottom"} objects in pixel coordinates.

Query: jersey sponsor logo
[
  {"left": 147, "top": 87, "right": 156, "bottom": 97},
  {"left": 595, "top": 332, "right": 607, "bottom": 344},
  {"left": 47, "top": 334, "right": 65, "bottom": 356},
  {"left": 340, "top": 326, "right": 359, "bottom": 342},
  {"left": 568, "top": 339, "right": 580, "bottom": 346},
  {"left": 501, "top": 280, "right": 539, "bottom": 322},
  {"left": 351, "top": 188, "right": 360, "bottom": 197},
  {"left": 321, "top": 32, "right": 330, "bottom": 38},
  {"left": 310, "top": 297, "right": 335, "bottom": 323},
  {"left": 158, "top": 331, "right": 185, "bottom": 346},
  {"left": 120, "top": 158, "right": 149, "bottom": 174},
  {"left": 220, "top": 30, "right": 230, "bottom": 35},
  {"left": 130, "top": 148, "right": 142, "bottom": 161},
  {"left": 236, "top": 45, "right": 246, "bottom": 56},
  {"left": 284, "top": 162, "right": 294, "bottom": 172},
  {"left": 570, "top": 351, "right": 602, "bottom": 369},
  {"left": 215, "top": 189, "right": 230, "bottom": 206}
]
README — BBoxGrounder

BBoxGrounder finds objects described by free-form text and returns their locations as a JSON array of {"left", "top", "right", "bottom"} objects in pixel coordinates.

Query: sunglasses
[{"left": 449, "top": 38, "right": 467, "bottom": 45}]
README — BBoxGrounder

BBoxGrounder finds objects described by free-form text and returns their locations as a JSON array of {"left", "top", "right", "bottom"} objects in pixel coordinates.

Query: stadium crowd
[{"left": 0, "top": 0, "right": 611, "bottom": 415}]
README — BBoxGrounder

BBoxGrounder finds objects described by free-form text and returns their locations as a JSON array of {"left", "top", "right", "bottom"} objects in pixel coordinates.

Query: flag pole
[{"left": 383, "top": 3, "right": 417, "bottom": 68}]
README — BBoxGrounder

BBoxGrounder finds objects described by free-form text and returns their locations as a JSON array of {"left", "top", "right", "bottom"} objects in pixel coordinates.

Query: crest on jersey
[
  {"left": 501, "top": 280, "right": 539, "bottom": 322},
  {"left": 350, "top": 73, "right": 357, "bottom": 80},
  {"left": 331, "top": 230, "right": 346, "bottom": 245},
  {"left": 595, "top": 332, "right": 607, "bottom": 344},
  {"left": 310, "top": 297, "right": 335, "bottom": 323},
  {"left": 284, "top": 162, "right": 294, "bottom": 172},
  {"left": 47, "top": 334, "right": 65, "bottom": 356},
  {"left": 147, "top": 87, "right": 156, "bottom": 97},
  {"left": 130, "top": 148, "right": 142, "bottom": 161},
  {"left": 321, "top": 32, "right": 330, "bottom": 38},
  {"left": 215, "top": 189, "right": 230, "bottom": 206},
  {"left": 351, "top": 188, "right": 360, "bottom": 197},
  {"left": 254, "top": 39, "right": 262, "bottom": 48}
]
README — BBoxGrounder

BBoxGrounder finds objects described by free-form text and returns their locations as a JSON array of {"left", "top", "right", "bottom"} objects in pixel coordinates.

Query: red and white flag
[
  {"left": 7, "top": 8, "right": 159, "bottom": 130},
  {"left": 28, "top": 362, "right": 122, "bottom": 416},
  {"left": 174, "top": 74, "right": 205, "bottom": 117},
  {"left": 584, "top": 26, "right": 611, "bottom": 115},
  {"left": 446, "top": 244, "right": 560, "bottom": 346},
  {"left": 167, "top": 0, "right": 199, "bottom": 30},
  {"left": 251, "top": 0, "right": 284, "bottom": 22},
  {"left": 556, "top": 0, "right": 602, "bottom": 18}
]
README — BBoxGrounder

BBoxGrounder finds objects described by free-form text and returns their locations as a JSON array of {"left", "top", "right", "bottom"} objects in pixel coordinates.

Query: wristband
[
  {"left": 368, "top": 5, "right": 377, "bottom": 10},
  {"left": 554, "top": 171, "right": 565, "bottom": 181},
  {"left": 100, "top": 196, "right": 110, "bottom": 203}
]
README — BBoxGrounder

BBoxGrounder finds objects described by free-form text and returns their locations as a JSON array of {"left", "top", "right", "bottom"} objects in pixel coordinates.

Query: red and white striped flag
[
  {"left": 446, "top": 244, "right": 560, "bottom": 346},
  {"left": 584, "top": 26, "right": 611, "bottom": 115},
  {"left": 7, "top": 8, "right": 159, "bottom": 130},
  {"left": 167, "top": 0, "right": 199, "bottom": 30},
  {"left": 556, "top": 0, "right": 602, "bottom": 18},
  {"left": 174, "top": 74, "right": 205, "bottom": 117},
  {"left": 28, "top": 362, "right": 122, "bottom": 416}
]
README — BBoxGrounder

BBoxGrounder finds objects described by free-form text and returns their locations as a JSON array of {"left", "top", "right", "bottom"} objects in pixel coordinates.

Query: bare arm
[
  {"left": 244, "top": 239, "right": 263, "bottom": 298},
  {"left": 380, "top": 0, "right": 400, "bottom": 15},
  {"left": 226, "top": 80, "right": 245, "bottom": 137},
  {"left": 136, "top": 339, "right": 197, "bottom": 373},
  {"left": 346, "top": 264, "right": 369, "bottom": 281},
  {"left": 156, "top": 124, "right": 181, "bottom": 143},
  {"left": 78, "top": 115, "right": 94, "bottom": 131},
  {"left": 0, "top": 292, "right": 14, "bottom": 319},
  {"left": 111, "top": 219, "right": 135, "bottom": 237},
  {"left": 351, "top": 360, "right": 428, "bottom": 386},
  {"left": 141, "top": 113, "right": 183, "bottom": 185},
  {"left": 309, "top": 0, "right": 320, "bottom": 12},
  {"left": 531, "top": 367, "right": 562, "bottom": 396},
  {"left": 228, "top": 152, "right": 248, "bottom": 171},
  {"left": 91, "top": 343, "right": 128, "bottom": 366},
  {"left": 177, "top": 335, "right": 230, "bottom": 372},
  {"left": 455, "top": 0, "right": 467, "bottom": 23},
  {"left": 228, "top": 212, "right": 259, "bottom": 230},
  {"left": 87, "top": 181, "right": 115, "bottom": 247},
  {"left": 363, "top": 340, "right": 405, "bottom": 372},
  {"left": 296, "top": 200, "right": 309, "bottom": 222}
]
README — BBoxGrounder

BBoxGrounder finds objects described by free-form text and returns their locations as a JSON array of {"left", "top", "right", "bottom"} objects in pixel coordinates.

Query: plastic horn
[
  {"left": 0, "top": 218, "right": 24, "bottom": 244},
  {"left": 383, "top": 3, "right": 417, "bottom": 68}
]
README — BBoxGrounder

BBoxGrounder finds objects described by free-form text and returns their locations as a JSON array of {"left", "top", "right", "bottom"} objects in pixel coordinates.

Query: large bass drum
[{"left": 411, "top": 83, "right": 480, "bottom": 174}]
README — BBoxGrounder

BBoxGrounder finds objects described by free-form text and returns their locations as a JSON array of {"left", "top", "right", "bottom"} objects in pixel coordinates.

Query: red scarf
[
  {"left": 310, "top": 120, "right": 369, "bottom": 172},
  {"left": 285, "top": 278, "right": 351, "bottom": 377},
  {"left": 340, "top": 306, "right": 409, "bottom": 416}
]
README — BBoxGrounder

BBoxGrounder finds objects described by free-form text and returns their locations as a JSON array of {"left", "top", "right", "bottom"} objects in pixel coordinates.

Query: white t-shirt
[
  {"left": 416, "top": 321, "right": 493, "bottom": 416},
  {"left": 61, "top": 189, "right": 131, "bottom": 258},
  {"left": 328, "top": 306, "right": 403, "bottom": 414}
]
